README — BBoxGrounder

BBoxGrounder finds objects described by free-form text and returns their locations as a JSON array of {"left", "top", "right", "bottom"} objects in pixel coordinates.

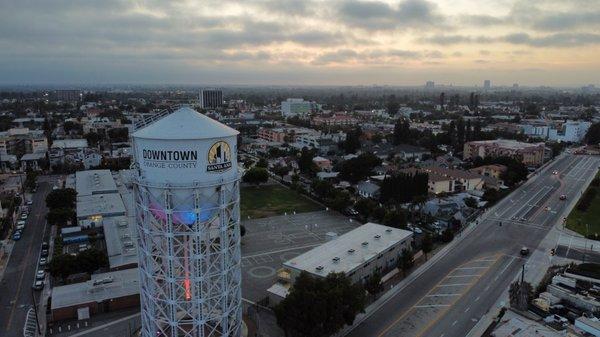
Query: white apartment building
[{"left": 281, "top": 98, "right": 314, "bottom": 116}]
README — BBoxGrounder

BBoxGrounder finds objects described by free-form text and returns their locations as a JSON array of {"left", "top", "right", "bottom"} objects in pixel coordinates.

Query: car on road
[
  {"left": 520, "top": 217, "right": 527, "bottom": 222},
  {"left": 520, "top": 247, "right": 530, "bottom": 256},
  {"left": 36, "top": 270, "right": 45, "bottom": 280},
  {"left": 39, "top": 257, "right": 47, "bottom": 267},
  {"left": 32, "top": 280, "right": 44, "bottom": 291},
  {"left": 545, "top": 206, "right": 551, "bottom": 211},
  {"left": 344, "top": 207, "right": 359, "bottom": 216},
  {"left": 553, "top": 170, "right": 559, "bottom": 175},
  {"left": 559, "top": 194, "right": 567, "bottom": 200},
  {"left": 12, "top": 231, "right": 22, "bottom": 241}
]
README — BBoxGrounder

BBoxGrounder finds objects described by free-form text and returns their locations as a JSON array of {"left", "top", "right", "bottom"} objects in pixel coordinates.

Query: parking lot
[{"left": 241, "top": 210, "right": 359, "bottom": 302}]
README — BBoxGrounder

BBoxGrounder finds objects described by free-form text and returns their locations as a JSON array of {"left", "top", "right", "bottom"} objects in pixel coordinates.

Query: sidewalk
[{"left": 0, "top": 239, "right": 15, "bottom": 282}]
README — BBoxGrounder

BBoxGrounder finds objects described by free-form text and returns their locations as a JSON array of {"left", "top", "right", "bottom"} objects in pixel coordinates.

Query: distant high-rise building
[
  {"left": 54, "top": 90, "right": 81, "bottom": 102},
  {"left": 425, "top": 81, "right": 435, "bottom": 89},
  {"left": 199, "top": 89, "right": 223, "bottom": 109},
  {"left": 281, "top": 98, "right": 314, "bottom": 116},
  {"left": 484, "top": 80, "right": 491, "bottom": 89},
  {"left": 439, "top": 92, "right": 445, "bottom": 108},
  {"left": 512, "top": 83, "right": 519, "bottom": 89}
]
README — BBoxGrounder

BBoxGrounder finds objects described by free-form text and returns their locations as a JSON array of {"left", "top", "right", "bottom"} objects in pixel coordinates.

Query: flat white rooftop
[
  {"left": 76, "top": 193, "right": 126, "bottom": 220},
  {"left": 76, "top": 170, "right": 118, "bottom": 196},
  {"left": 51, "top": 268, "right": 140, "bottom": 310},
  {"left": 103, "top": 215, "right": 138, "bottom": 269},
  {"left": 283, "top": 222, "right": 412, "bottom": 277},
  {"left": 51, "top": 139, "right": 88, "bottom": 149}
]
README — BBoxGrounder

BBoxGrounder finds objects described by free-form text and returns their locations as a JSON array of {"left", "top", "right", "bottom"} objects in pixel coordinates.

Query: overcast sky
[{"left": 1, "top": 0, "right": 599, "bottom": 86}]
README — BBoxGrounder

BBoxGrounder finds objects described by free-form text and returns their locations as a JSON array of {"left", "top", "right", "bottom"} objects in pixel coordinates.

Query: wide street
[
  {"left": 0, "top": 178, "right": 52, "bottom": 337},
  {"left": 347, "top": 154, "right": 600, "bottom": 337}
]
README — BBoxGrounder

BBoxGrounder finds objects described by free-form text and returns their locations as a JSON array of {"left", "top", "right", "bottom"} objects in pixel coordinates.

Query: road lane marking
[
  {"left": 447, "top": 274, "right": 481, "bottom": 278},
  {"left": 456, "top": 267, "right": 488, "bottom": 270},
  {"left": 475, "top": 296, "right": 480, "bottom": 302},
  {"left": 437, "top": 283, "right": 472, "bottom": 287},
  {"left": 465, "top": 307, "right": 470, "bottom": 312},
  {"left": 377, "top": 254, "right": 502, "bottom": 337},
  {"left": 414, "top": 305, "right": 451, "bottom": 308},
  {"left": 452, "top": 320, "right": 457, "bottom": 326},
  {"left": 425, "top": 294, "right": 461, "bottom": 297}
]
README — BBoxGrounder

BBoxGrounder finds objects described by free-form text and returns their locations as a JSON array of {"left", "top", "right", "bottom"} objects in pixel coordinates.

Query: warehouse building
[
  {"left": 50, "top": 268, "right": 140, "bottom": 322},
  {"left": 283, "top": 222, "right": 413, "bottom": 284}
]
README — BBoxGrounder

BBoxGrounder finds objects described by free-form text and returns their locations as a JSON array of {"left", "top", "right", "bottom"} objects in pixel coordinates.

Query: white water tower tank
[{"left": 132, "top": 106, "right": 242, "bottom": 337}]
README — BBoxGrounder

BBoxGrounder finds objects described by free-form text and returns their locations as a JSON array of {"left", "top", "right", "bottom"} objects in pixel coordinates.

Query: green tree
[
  {"left": 398, "top": 248, "right": 414, "bottom": 276},
  {"left": 337, "top": 153, "right": 381, "bottom": 183},
  {"left": 242, "top": 167, "right": 269, "bottom": 185},
  {"left": 421, "top": 233, "right": 433, "bottom": 260},
  {"left": 382, "top": 210, "right": 407, "bottom": 229},
  {"left": 509, "top": 280, "right": 533, "bottom": 311},
  {"left": 464, "top": 197, "right": 478, "bottom": 209},
  {"left": 364, "top": 272, "right": 383, "bottom": 297},
  {"left": 49, "top": 253, "right": 78, "bottom": 280},
  {"left": 585, "top": 122, "right": 600, "bottom": 145},
  {"left": 275, "top": 272, "right": 366, "bottom": 337},
  {"left": 342, "top": 127, "right": 362, "bottom": 154},
  {"left": 298, "top": 147, "right": 317, "bottom": 175},
  {"left": 107, "top": 127, "right": 129, "bottom": 143},
  {"left": 45, "top": 188, "right": 77, "bottom": 210},
  {"left": 271, "top": 164, "right": 290, "bottom": 179},
  {"left": 256, "top": 158, "right": 268, "bottom": 168},
  {"left": 76, "top": 248, "right": 109, "bottom": 274},
  {"left": 46, "top": 208, "right": 76, "bottom": 227}
]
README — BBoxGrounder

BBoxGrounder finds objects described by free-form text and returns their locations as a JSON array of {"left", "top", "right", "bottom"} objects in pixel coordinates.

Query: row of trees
[
  {"left": 379, "top": 172, "right": 429, "bottom": 204},
  {"left": 337, "top": 153, "right": 381, "bottom": 183},
  {"left": 471, "top": 156, "right": 529, "bottom": 186},
  {"left": 49, "top": 248, "right": 109, "bottom": 281},
  {"left": 45, "top": 188, "right": 77, "bottom": 227}
]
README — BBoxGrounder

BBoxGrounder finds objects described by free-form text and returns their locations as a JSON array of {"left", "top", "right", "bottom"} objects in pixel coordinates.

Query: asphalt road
[
  {"left": 1, "top": 179, "right": 52, "bottom": 337},
  {"left": 347, "top": 154, "right": 600, "bottom": 337}
]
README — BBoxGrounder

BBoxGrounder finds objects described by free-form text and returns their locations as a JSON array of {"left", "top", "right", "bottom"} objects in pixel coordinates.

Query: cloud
[
  {"left": 337, "top": 0, "right": 445, "bottom": 31},
  {"left": 422, "top": 33, "right": 600, "bottom": 48},
  {"left": 311, "top": 48, "right": 441, "bottom": 65}
]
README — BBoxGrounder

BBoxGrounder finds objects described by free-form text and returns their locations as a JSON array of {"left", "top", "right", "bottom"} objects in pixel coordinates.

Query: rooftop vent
[
  {"left": 316, "top": 265, "right": 324, "bottom": 271},
  {"left": 347, "top": 249, "right": 355, "bottom": 254},
  {"left": 332, "top": 257, "right": 340, "bottom": 263},
  {"left": 362, "top": 241, "right": 369, "bottom": 246},
  {"left": 385, "top": 229, "right": 392, "bottom": 233},
  {"left": 374, "top": 234, "right": 381, "bottom": 239}
]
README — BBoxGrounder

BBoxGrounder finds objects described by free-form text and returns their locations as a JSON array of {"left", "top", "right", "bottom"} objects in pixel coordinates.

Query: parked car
[
  {"left": 16, "top": 224, "right": 25, "bottom": 231},
  {"left": 26, "top": 200, "right": 33, "bottom": 205},
  {"left": 41, "top": 242, "right": 49, "bottom": 250},
  {"left": 41, "top": 249, "right": 49, "bottom": 257},
  {"left": 520, "top": 247, "right": 530, "bottom": 256},
  {"left": 12, "top": 232, "right": 21, "bottom": 241},
  {"left": 32, "top": 280, "right": 44, "bottom": 290},
  {"left": 39, "top": 257, "right": 47, "bottom": 267},
  {"left": 36, "top": 270, "right": 45, "bottom": 280},
  {"left": 20, "top": 213, "right": 27, "bottom": 220},
  {"left": 559, "top": 194, "right": 567, "bottom": 200}
]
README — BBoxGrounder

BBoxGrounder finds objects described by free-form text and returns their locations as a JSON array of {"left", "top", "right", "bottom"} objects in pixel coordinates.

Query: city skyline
[{"left": 1, "top": 0, "right": 599, "bottom": 86}]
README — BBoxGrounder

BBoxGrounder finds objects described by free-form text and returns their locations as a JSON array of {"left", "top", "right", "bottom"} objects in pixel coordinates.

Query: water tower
[{"left": 132, "top": 107, "right": 242, "bottom": 337}]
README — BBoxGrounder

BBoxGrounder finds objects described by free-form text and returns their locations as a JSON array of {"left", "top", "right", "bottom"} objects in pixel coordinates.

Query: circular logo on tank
[{"left": 207, "top": 141, "right": 232, "bottom": 173}]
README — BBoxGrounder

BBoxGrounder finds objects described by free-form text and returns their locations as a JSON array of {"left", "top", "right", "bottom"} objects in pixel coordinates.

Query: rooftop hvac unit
[
  {"left": 332, "top": 257, "right": 340, "bottom": 263},
  {"left": 374, "top": 234, "right": 381, "bottom": 239},
  {"left": 316, "top": 266, "right": 324, "bottom": 271},
  {"left": 362, "top": 241, "right": 369, "bottom": 246},
  {"left": 348, "top": 249, "right": 355, "bottom": 254}
]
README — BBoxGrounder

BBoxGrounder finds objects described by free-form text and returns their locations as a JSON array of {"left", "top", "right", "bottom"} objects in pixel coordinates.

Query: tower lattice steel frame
[{"left": 134, "top": 174, "right": 242, "bottom": 337}]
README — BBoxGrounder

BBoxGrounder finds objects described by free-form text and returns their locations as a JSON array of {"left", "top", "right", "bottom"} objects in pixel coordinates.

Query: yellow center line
[{"left": 376, "top": 253, "right": 502, "bottom": 337}]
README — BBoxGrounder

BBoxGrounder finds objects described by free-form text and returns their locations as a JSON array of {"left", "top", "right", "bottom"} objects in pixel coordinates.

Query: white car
[
  {"left": 32, "top": 280, "right": 44, "bottom": 290},
  {"left": 36, "top": 270, "right": 45, "bottom": 280},
  {"left": 39, "top": 257, "right": 47, "bottom": 267}
]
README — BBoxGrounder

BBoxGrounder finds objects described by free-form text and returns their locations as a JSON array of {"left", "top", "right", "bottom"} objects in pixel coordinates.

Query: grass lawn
[
  {"left": 240, "top": 184, "right": 322, "bottom": 219},
  {"left": 566, "top": 172, "right": 600, "bottom": 237}
]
